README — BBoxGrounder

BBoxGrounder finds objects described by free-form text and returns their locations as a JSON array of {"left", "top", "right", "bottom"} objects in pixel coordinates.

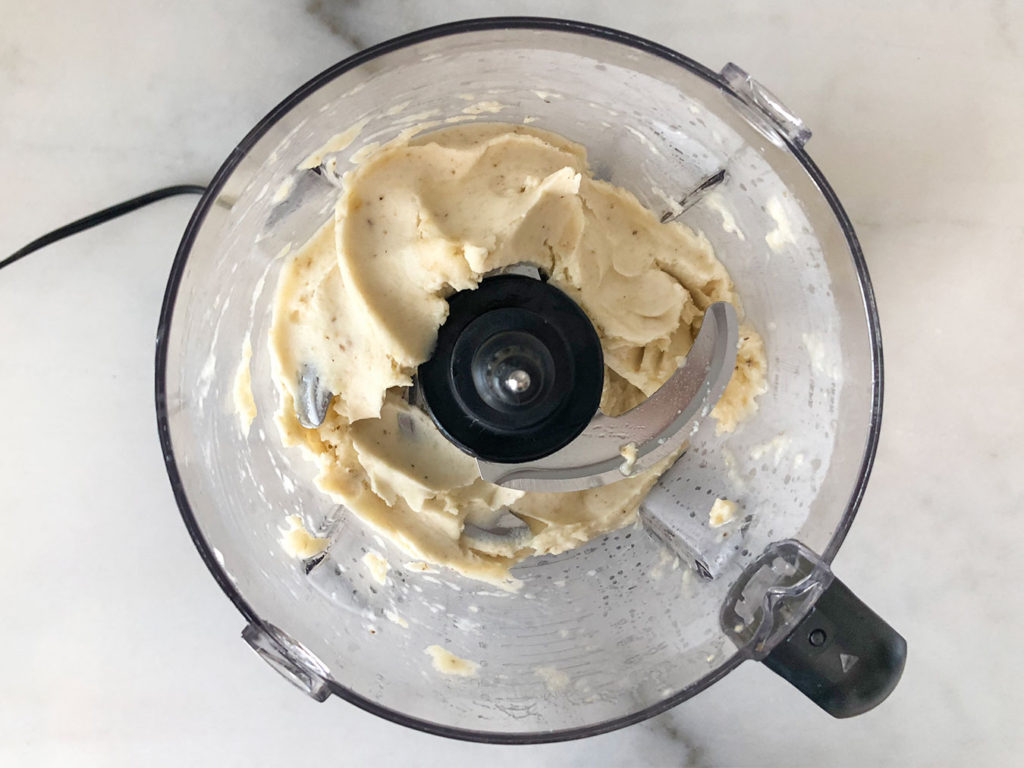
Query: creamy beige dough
[
  {"left": 233, "top": 337, "right": 256, "bottom": 436},
  {"left": 269, "top": 123, "right": 766, "bottom": 585},
  {"left": 279, "top": 514, "right": 328, "bottom": 559},
  {"left": 709, "top": 498, "right": 739, "bottom": 528},
  {"left": 425, "top": 645, "right": 478, "bottom": 677}
]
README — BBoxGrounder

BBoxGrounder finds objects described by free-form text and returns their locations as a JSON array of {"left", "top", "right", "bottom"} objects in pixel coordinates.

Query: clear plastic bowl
[{"left": 156, "top": 19, "right": 883, "bottom": 742}]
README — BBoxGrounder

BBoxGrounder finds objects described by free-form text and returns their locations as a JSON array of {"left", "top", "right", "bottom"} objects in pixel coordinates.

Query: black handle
[{"left": 762, "top": 575, "right": 907, "bottom": 718}]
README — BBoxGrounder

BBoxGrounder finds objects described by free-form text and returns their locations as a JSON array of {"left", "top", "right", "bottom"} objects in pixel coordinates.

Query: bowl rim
[{"left": 155, "top": 16, "right": 883, "bottom": 744}]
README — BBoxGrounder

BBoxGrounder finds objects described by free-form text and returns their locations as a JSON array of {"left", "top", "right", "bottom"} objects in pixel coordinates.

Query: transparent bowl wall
[{"left": 157, "top": 21, "right": 879, "bottom": 741}]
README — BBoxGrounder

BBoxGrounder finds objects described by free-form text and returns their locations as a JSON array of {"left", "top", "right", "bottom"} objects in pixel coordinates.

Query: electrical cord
[{"left": 0, "top": 184, "right": 207, "bottom": 273}]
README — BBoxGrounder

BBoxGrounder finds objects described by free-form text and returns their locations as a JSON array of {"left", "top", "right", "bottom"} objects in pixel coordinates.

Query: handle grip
[
  {"left": 762, "top": 574, "right": 906, "bottom": 717},
  {"left": 722, "top": 540, "right": 906, "bottom": 717}
]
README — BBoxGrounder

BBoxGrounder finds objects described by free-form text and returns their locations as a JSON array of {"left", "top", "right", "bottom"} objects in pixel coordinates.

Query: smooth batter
[{"left": 269, "top": 123, "right": 766, "bottom": 585}]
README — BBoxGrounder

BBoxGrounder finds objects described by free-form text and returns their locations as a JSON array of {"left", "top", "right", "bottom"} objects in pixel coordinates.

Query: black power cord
[{"left": 0, "top": 184, "right": 207, "bottom": 273}]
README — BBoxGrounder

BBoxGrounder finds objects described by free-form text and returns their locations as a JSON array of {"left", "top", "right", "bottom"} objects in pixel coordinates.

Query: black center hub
[{"left": 417, "top": 274, "right": 604, "bottom": 463}]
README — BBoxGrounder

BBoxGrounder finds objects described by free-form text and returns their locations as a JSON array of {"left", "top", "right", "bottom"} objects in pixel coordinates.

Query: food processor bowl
[{"left": 156, "top": 18, "right": 903, "bottom": 742}]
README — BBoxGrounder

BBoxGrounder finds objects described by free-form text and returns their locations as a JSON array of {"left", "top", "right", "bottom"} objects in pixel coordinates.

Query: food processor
[{"left": 156, "top": 18, "right": 905, "bottom": 742}]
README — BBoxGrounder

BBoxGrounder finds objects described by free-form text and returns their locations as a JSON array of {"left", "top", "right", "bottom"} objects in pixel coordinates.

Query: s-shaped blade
[{"left": 477, "top": 301, "right": 739, "bottom": 492}]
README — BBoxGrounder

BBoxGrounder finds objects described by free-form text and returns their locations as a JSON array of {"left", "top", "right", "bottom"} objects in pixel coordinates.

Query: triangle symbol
[{"left": 839, "top": 653, "right": 859, "bottom": 673}]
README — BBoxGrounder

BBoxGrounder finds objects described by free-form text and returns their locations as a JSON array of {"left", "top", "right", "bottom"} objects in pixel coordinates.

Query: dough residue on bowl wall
[
  {"left": 265, "top": 122, "right": 767, "bottom": 584},
  {"left": 534, "top": 665, "right": 570, "bottom": 692},
  {"left": 709, "top": 498, "right": 738, "bottom": 528},
  {"left": 232, "top": 337, "right": 257, "bottom": 436},
  {"left": 425, "top": 644, "right": 478, "bottom": 677},
  {"left": 279, "top": 514, "right": 328, "bottom": 559},
  {"left": 362, "top": 550, "right": 389, "bottom": 585}
]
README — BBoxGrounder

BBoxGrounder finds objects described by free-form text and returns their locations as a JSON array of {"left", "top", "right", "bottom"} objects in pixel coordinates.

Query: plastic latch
[
  {"left": 242, "top": 621, "right": 332, "bottom": 702},
  {"left": 721, "top": 540, "right": 832, "bottom": 658},
  {"left": 719, "top": 63, "right": 812, "bottom": 148},
  {"left": 721, "top": 540, "right": 907, "bottom": 718}
]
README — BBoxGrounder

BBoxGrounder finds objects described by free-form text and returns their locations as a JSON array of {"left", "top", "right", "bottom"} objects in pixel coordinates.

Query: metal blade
[
  {"left": 295, "top": 364, "right": 332, "bottom": 429},
  {"left": 478, "top": 301, "right": 739, "bottom": 492}
]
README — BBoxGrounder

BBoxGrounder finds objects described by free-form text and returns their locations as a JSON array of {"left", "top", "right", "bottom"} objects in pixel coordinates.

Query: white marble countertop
[{"left": 2, "top": 1, "right": 1021, "bottom": 765}]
